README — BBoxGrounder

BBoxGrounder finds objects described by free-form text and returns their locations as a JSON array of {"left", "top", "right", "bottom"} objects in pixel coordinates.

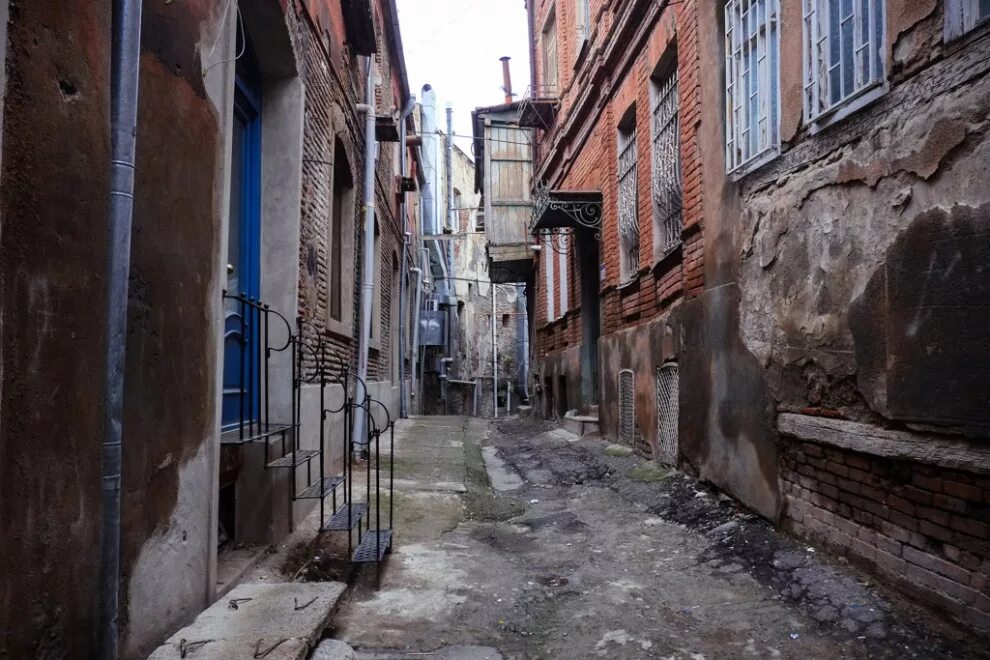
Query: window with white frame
[
  {"left": 725, "top": 0, "right": 781, "bottom": 173},
  {"left": 651, "top": 57, "right": 682, "bottom": 257},
  {"left": 544, "top": 235, "right": 556, "bottom": 321},
  {"left": 803, "top": 0, "right": 885, "bottom": 122},
  {"left": 557, "top": 236, "right": 569, "bottom": 316},
  {"left": 945, "top": 0, "right": 990, "bottom": 40},
  {"left": 543, "top": 9, "right": 560, "bottom": 95},
  {"left": 617, "top": 108, "right": 639, "bottom": 281},
  {"left": 576, "top": 0, "right": 591, "bottom": 44}
]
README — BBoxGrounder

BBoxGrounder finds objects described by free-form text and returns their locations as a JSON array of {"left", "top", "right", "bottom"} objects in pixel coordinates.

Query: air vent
[{"left": 656, "top": 363, "right": 679, "bottom": 464}]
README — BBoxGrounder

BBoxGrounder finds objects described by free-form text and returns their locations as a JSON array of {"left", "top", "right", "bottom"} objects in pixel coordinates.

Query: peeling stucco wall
[
  {"left": 736, "top": 17, "right": 990, "bottom": 436},
  {"left": 120, "top": 1, "right": 229, "bottom": 657},
  {"left": 0, "top": 3, "right": 111, "bottom": 657}
]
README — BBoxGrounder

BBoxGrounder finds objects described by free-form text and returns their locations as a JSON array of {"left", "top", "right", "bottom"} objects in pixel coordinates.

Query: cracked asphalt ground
[{"left": 322, "top": 416, "right": 985, "bottom": 659}]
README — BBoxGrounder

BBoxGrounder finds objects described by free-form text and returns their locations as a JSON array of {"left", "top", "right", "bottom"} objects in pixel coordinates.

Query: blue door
[{"left": 222, "top": 41, "right": 262, "bottom": 429}]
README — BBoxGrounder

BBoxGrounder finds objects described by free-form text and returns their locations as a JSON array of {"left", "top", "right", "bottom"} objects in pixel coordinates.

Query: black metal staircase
[{"left": 222, "top": 291, "right": 394, "bottom": 571}]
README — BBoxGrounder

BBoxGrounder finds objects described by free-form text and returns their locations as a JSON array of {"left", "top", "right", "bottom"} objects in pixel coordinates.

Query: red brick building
[
  {"left": 528, "top": 0, "right": 704, "bottom": 459},
  {"left": 527, "top": 0, "right": 990, "bottom": 634}
]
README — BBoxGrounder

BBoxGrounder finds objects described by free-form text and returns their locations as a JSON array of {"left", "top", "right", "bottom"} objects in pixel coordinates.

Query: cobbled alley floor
[{"left": 308, "top": 416, "right": 986, "bottom": 659}]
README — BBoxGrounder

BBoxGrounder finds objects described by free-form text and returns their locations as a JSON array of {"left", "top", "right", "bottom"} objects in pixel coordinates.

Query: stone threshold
[{"left": 778, "top": 413, "right": 990, "bottom": 475}]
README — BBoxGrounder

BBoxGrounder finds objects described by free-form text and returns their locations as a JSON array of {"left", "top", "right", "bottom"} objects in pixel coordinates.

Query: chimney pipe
[{"left": 500, "top": 56, "right": 513, "bottom": 104}]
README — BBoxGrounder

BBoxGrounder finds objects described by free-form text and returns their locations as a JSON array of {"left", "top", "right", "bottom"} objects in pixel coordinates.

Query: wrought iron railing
[{"left": 221, "top": 291, "right": 395, "bottom": 567}]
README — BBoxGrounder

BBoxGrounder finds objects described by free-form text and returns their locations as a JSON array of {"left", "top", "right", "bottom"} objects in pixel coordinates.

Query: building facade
[
  {"left": 527, "top": 0, "right": 990, "bottom": 633},
  {"left": 0, "top": 1, "right": 419, "bottom": 657}
]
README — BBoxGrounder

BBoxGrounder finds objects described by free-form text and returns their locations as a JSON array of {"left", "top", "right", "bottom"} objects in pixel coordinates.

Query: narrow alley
[
  {"left": 318, "top": 416, "right": 982, "bottom": 659},
  {"left": 3, "top": 1, "right": 990, "bottom": 658}
]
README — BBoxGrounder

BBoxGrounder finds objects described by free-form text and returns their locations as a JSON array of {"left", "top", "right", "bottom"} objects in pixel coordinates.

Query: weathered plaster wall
[
  {"left": 737, "top": 11, "right": 990, "bottom": 434},
  {"left": 120, "top": 1, "right": 229, "bottom": 656},
  {"left": 0, "top": 3, "right": 111, "bottom": 657},
  {"left": 531, "top": 345, "right": 581, "bottom": 420},
  {"left": 597, "top": 312, "right": 680, "bottom": 456},
  {"left": 731, "top": 2, "right": 990, "bottom": 630},
  {"left": 674, "top": 0, "right": 782, "bottom": 521}
]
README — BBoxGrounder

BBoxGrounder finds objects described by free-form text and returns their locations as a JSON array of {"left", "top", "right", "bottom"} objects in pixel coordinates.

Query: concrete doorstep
[{"left": 147, "top": 582, "right": 346, "bottom": 660}]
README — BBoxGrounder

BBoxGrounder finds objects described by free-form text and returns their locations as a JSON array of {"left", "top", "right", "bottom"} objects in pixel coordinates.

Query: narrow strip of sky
[{"left": 396, "top": 0, "right": 531, "bottom": 156}]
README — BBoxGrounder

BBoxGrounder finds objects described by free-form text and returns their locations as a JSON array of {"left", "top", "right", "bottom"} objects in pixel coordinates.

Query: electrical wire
[
  {"left": 439, "top": 130, "right": 534, "bottom": 148},
  {"left": 202, "top": 1, "right": 245, "bottom": 77}
]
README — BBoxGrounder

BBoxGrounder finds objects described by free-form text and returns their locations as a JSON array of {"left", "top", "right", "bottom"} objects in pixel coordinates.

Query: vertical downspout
[
  {"left": 353, "top": 56, "right": 377, "bottom": 449},
  {"left": 443, "top": 104, "right": 455, "bottom": 407},
  {"left": 397, "top": 96, "right": 416, "bottom": 418},
  {"left": 492, "top": 282, "right": 498, "bottom": 418},
  {"left": 414, "top": 246, "right": 429, "bottom": 412},
  {"left": 101, "top": 1, "right": 143, "bottom": 657},
  {"left": 408, "top": 266, "right": 423, "bottom": 413},
  {"left": 516, "top": 283, "right": 529, "bottom": 400}
]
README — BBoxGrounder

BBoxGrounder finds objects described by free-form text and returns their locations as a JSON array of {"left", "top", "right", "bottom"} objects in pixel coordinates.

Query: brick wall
[
  {"left": 781, "top": 440, "right": 990, "bottom": 632},
  {"left": 531, "top": 0, "right": 704, "bottom": 362},
  {"left": 293, "top": 0, "right": 405, "bottom": 384}
]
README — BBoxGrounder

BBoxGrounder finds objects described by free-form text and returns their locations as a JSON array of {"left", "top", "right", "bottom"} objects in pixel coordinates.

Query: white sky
[{"left": 396, "top": 0, "right": 531, "bottom": 156}]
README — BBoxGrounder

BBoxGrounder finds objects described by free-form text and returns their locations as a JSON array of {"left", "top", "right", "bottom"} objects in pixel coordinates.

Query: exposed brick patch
[{"left": 780, "top": 438, "right": 990, "bottom": 634}]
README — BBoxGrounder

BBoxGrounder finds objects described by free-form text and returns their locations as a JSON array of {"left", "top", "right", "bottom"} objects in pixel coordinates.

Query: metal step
[
  {"left": 323, "top": 503, "right": 367, "bottom": 531},
  {"left": 352, "top": 530, "right": 393, "bottom": 563},
  {"left": 266, "top": 449, "right": 320, "bottom": 469},
  {"left": 220, "top": 422, "right": 294, "bottom": 445},
  {"left": 295, "top": 475, "right": 344, "bottom": 500}
]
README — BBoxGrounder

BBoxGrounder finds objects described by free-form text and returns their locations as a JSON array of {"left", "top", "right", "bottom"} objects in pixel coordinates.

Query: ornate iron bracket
[
  {"left": 534, "top": 228, "right": 574, "bottom": 255},
  {"left": 531, "top": 183, "right": 602, "bottom": 240}
]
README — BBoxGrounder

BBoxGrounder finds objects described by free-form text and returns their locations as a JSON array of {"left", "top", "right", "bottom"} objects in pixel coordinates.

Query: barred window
[
  {"left": 617, "top": 110, "right": 639, "bottom": 281},
  {"left": 945, "top": 0, "right": 990, "bottom": 40},
  {"left": 725, "top": 0, "right": 781, "bottom": 173},
  {"left": 803, "top": 0, "right": 884, "bottom": 122},
  {"left": 651, "top": 62, "right": 682, "bottom": 258}
]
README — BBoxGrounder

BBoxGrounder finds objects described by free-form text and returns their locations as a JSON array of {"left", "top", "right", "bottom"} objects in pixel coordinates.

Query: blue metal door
[{"left": 222, "top": 49, "right": 262, "bottom": 428}]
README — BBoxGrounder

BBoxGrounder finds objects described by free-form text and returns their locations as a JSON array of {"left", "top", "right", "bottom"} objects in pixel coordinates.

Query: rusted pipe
[{"left": 500, "top": 56, "right": 513, "bottom": 104}]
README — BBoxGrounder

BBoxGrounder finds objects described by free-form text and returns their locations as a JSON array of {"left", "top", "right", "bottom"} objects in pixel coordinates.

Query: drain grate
[{"left": 656, "top": 363, "right": 679, "bottom": 464}]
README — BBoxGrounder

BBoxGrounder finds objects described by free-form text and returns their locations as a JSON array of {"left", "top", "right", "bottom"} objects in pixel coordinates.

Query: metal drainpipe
[
  {"left": 353, "top": 56, "right": 377, "bottom": 450},
  {"left": 492, "top": 282, "right": 498, "bottom": 418},
  {"left": 408, "top": 265, "right": 422, "bottom": 413},
  {"left": 414, "top": 246, "right": 429, "bottom": 412},
  {"left": 101, "top": 1, "right": 143, "bottom": 657},
  {"left": 397, "top": 96, "right": 416, "bottom": 418},
  {"left": 444, "top": 104, "right": 455, "bottom": 384},
  {"left": 516, "top": 283, "right": 529, "bottom": 401}
]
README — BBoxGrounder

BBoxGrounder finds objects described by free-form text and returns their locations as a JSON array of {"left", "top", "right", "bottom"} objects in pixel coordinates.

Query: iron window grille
[
  {"left": 803, "top": 0, "right": 885, "bottom": 122},
  {"left": 945, "top": 0, "right": 990, "bottom": 39},
  {"left": 617, "top": 124, "right": 640, "bottom": 279},
  {"left": 651, "top": 66, "right": 683, "bottom": 257},
  {"left": 619, "top": 369, "right": 636, "bottom": 446},
  {"left": 656, "top": 363, "right": 679, "bottom": 465},
  {"left": 725, "top": 0, "right": 781, "bottom": 174}
]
